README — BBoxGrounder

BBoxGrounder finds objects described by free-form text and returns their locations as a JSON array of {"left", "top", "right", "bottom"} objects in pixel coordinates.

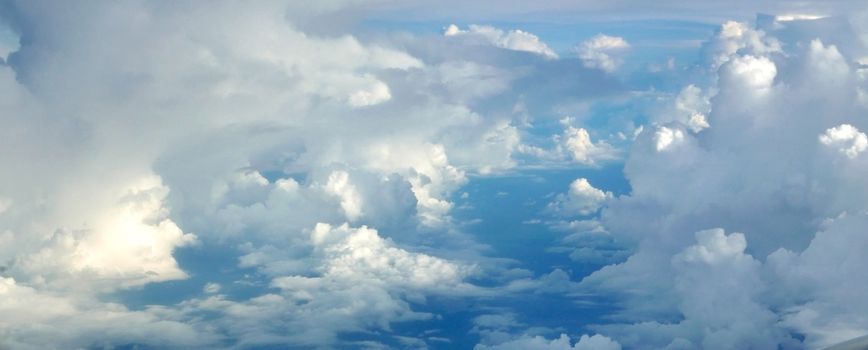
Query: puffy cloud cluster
[
  {"left": 819, "top": 124, "right": 868, "bottom": 158},
  {"left": 653, "top": 126, "right": 685, "bottom": 151},
  {"left": 701, "top": 20, "right": 781, "bottom": 69},
  {"left": 561, "top": 126, "right": 619, "bottom": 165},
  {"left": 674, "top": 85, "right": 712, "bottom": 133},
  {"left": 769, "top": 213, "right": 868, "bottom": 348},
  {"left": 307, "top": 223, "right": 474, "bottom": 291},
  {"left": 579, "top": 15, "right": 868, "bottom": 349},
  {"left": 719, "top": 54, "right": 777, "bottom": 91},
  {"left": 548, "top": 178, "right": 613, "bottom": 217},
  {"left": 577, "top": 35, "right": 630, "bottom": 73},
  {"left": 4, "top": 0, "right": 868, "bottom": 349},
  {"left": 470, "top": 312, "right": 622, "bottom": 350},
  {"left": 650, "top": 85, "right": 711, "bottom": 135},
  {"left": 516, "top": 120, "right": 622, "bottom": 167},
  {"left": 0, "top": 1, "right": 579, "bottom": 348},
  {"left": 163, "top": 223, "right": 480, "bottom": 348},
  {"left": 16, "top": 175, "right": 197, "bottom": 291},
  {"left": 475, "top": 333, "right": 621, "bottom": 350},
  {"left": 0, "top": 0, "right": 647, "bottom": 346},
  {"left": 0, "top": 277, "right": 213, "bottom": 350}
]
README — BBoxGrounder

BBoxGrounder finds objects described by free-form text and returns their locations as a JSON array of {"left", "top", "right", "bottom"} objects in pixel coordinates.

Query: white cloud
[
  {"left": 4, "top": 1, "right": 868, "bottom": 349},
  {"left": 348, "top": 79, "right": 392, "bottom": 107},
  {"left": 653, "top": 126, "right": 685, "bottom": 152},
  {"left": 687, "top": 113, "right": 710, "bottom": 133},
  {"left": 475, "top": 333, "right": 621, "bottom": 350},
  {"left": 775, "top": 14, "right": 827, "bottom": 22},
  {"left": 574, "top": 335, "right": 622, "bottom": 350},
  {"left": 561, "top": 126, "right": 618, "bottom": 165},
  {"left": 659, "top": 84, "right": 711, "bottom": 133},
  {"left": 577, "top": 35, "right": 630, "bottom": 72},
  {"left": 720, "top": 54, "right": 777, "bottom": 91},
  {"left": 445, "top": 24, "right": 558, "bottom": 59},
  {"left": 515, "top": 118, "right": 624, "bottom": 168},
  {"left": 803, "top": 40, "right": 851, "bottom": 91},
  {"left": 548, "top": 178, "right": 613, "bottom": 217},
  {"left": 670, "top": 229, "right": 792, "bottom": 349},
  {"left": 361, "top": 142, "right": 469, "bottom": 227},
  {"left": 674, "top": 228, "right": 747, "bottom": 264},
  {"left": 323, "top": 170, "right": 365, "bottom": 221},
  {"left": 0, "top": 277, "right": 215, "bottom": 349},
  {"left": 819, "top": 124, "right": 868, "bottom": 158},
  {"left": 587, "top": 229, "right": 793, "bottom": 349},
  {"left": 13, "top": 175, "right": 196, "bottom": 292},
  {"left": 0, "top": 1, "right": 533, "bottom": 347},
  {"left": 580, "top": 17, "right": 868, "bottom": 350},
  {"left": 174, "top": 223, "right": 480, "bottom": 347},
  {"left": 769, "top": 213, "right": 868, "bottom": 348},
  {"left": 306, "top": 223, "right": 475, "bottom": 290},
  {"left": 702, "top": 21, "right": 781, "bottom": 69},
  {"left": 669, "top": 230, "right": 778, "bottom": 349}
]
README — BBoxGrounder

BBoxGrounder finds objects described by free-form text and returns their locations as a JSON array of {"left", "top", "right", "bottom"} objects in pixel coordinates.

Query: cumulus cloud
[
  {"left": 589, "top": 229, "right": 794, "bottom": 349},
  {"left": 819, "top": 124, "right": 868, "bottom": 158},
  {"left": 670, "top": 230, "right": 787, "bottom": 349},
  {"left": 719, "top": 54, "right": 777, "bottom": 91},
  {"left": 580, "top": 16, "right": 868, "bottom": 350},
  {"left": 561, "top": 126, "right": 619, "bottom": 165},
  {"left": 653, "top": 85, "right": 711, "bottom": 133},
  {"left": 0, "top": 0, "right": 586, "bottom": 347},
  {"left": 3, "top": 0, "right": 868, "bottom": 349},
  {"left": 306, "top": 223, "right": 474, "bottom": 290},
  {"left": 0, "top": 1, "right": 521, "bottom": 347},
  {"left": 445, "top": 24, "right": 558, "bottom": 58},
  {"left": 323, "top": 170, "right": 365, "bottom": 221},
  {"left": 653, "top": 126, "right": 686, "bottom": 151},
  {"left": 577, "top": 35, "right": 630, "bottom": 72},
  {"left": 17, "top": 175, "right": 197, "bottom": 291},
  {"left": 0, "top": 277, "right": 215, "bottom": 349},
  {"left": 701, "top": 21, "right": 781, "bottom": 69},
  {"left": 548, "top": 178, "right": 613, "bottom": 217},
  {"left": 515, "top": 119, "right": 623, "bottom": 167},
  {"left": 174, "top": 222, "right": 480, "bottom": 347},
  {"left": 475, "top": 333, "right": 621, "bottom": 350}
]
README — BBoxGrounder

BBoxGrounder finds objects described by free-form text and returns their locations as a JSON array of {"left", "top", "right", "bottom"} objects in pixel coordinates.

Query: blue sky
[{"left": 2, "top": 1, "right": 868, "bottom": 350}]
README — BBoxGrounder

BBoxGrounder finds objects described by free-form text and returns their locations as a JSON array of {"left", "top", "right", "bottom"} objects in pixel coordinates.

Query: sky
[{"left": 1, "top": 1, "right": 868, "bottom": 349}]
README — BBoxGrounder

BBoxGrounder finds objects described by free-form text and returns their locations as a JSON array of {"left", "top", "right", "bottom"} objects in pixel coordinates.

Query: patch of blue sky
[
  {"left": 343, "top": 291, "right": 619, "bottom": 350},
  {"left": 360, "top": 18, "right": 715, "bottom": 70},
  {"left": 455, "top": 165, "right": 630, "bottom": 276},
  {"left": 113, "top": 242, "right": 269, "bottom": 310}
]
